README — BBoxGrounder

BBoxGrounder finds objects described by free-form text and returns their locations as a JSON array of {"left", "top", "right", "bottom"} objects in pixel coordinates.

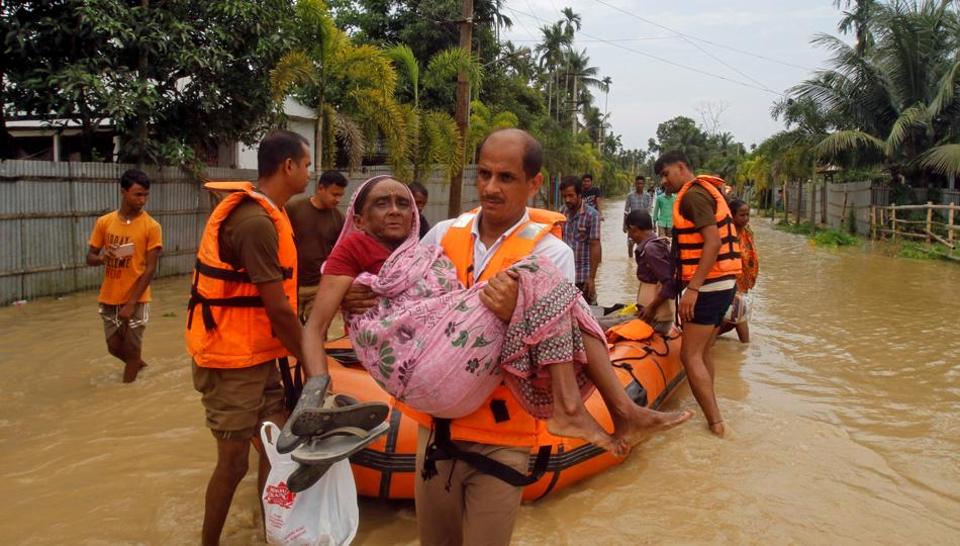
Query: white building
[{"left": 5, "top": 97, "right": 319, "bottom": 168}]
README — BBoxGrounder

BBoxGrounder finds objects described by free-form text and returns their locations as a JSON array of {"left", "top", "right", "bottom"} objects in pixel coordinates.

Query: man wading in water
[
  {"left": 86, "top": 169, "right": 163, "bottom": 383},
  {"left": 655, "top": 150, "right": 742, "bottom": 437},
  {"left": 186, "top": 131, "right": 322, "bottom": 545}
]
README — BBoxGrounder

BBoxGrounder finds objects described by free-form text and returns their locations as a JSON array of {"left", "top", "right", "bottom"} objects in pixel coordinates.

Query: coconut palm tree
[
  {"left": 793, "top": 0, "right": 960, "bottom": 185},
  {"left": 270, "top": 0, "right": 406, "bottom": 171},
  {"left": 834, "top": 0, "right": 879, "bottom": 55}
]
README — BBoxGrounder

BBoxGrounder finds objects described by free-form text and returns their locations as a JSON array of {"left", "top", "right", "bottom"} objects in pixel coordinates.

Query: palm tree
[
  {"left": 599, "top": 75, "right": 612, "bottom": 116},
  {"left": 270, "top": 0, "right": 406, "bottom": 171},
  {"left": 387, "top": 44, "right": 483, "bottom": 182},
  {"left": 561, "top": 7, "right": 582, "bottom": 39},
  {"left": 597, "top": 75, "right": 612, "bottom": 149},
  {"left": 833, "top": 0, "right": 879, "bottom": 55},
  {"left": 468, "top": 99, "right": 519, "bottom": 159},
  {"left": 793, "top": 0, "right": 960, "bottom": 185},
  {"left": 564, "top": 48, "right": 601, "bottom": 134},
  {"left": 536, "top": 22, "right": 570, "bottom": 121}
]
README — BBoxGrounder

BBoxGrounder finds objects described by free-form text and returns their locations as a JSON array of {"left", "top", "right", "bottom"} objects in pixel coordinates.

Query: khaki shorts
[
  {"left": 99, "top": 303, "right": 149, "bottom": 351},
  {"left": 192, "top": 360, "right": 286, "bottom": 440},
  {"left": 298, "top": 284, "right": 319, "bottom": 324}
]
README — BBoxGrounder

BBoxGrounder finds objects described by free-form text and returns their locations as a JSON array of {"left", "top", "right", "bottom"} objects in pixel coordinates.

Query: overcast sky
[{"left": 500, "top": 0, "right": 845, "bottom": 150}]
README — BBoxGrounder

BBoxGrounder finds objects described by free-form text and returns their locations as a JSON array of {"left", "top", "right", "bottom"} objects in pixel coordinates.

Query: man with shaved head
[
  {"left": 405, "top": 128, "right": 576, "bottom": 545},
  {"left": 338, "top": 128, "right": 575, "bottom": 544}
]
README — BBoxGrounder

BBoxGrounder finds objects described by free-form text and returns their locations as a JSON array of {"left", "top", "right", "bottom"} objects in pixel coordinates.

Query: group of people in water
[{"left": 86, "top": 127, "right": 759, "bottom": 545}]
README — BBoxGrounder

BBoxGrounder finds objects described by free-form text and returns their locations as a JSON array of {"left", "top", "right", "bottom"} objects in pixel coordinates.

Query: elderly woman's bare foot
[
  {"left": 548, "top": 410, "right": 623, "bottom": 455},
  {"left": 611, "top": 406, "right": 694, "bottom": 448}
]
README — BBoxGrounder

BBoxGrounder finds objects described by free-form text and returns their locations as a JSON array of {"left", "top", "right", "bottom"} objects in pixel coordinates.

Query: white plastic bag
[
  {"left": 723, "top": 292, "right": 753, "bottom": 325},
  {"left": 261, "top": 422, "right": 359, "bottom": 546}
]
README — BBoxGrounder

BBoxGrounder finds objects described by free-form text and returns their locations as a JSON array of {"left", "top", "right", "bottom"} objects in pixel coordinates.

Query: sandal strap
[{"left": 316, "top": 426, "right": 369, "bottom": 439}]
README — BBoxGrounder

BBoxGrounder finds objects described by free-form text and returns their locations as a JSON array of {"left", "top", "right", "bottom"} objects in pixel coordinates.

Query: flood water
[{"left": 1, "top": 198, "right": 958, "bottom": 544}]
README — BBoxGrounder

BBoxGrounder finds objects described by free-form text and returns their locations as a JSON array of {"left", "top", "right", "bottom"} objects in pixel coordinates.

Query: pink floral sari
[{"left": 333, "top": 176, "right": 605, "bottom": 419}]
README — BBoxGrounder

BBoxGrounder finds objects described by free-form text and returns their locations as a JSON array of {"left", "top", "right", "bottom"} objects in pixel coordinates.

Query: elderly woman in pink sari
[{"left": 301, "top": 176, "right": 691, "bottom": 454}]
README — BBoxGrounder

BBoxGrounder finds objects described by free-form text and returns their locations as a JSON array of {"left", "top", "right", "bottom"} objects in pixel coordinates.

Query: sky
[{"left": 499, "top": 0, "right": 845, "bottom": 150}]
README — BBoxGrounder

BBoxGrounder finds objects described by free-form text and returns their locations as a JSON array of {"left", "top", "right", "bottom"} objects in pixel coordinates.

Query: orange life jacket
[
  {"left": 672, "top": 175, "right": 742, "bottom": 283},
  {"left": 399, "top": 207, "right": 566, "bottom": 447},
  {"left": 186, "top": 188, "right": 298, "bottom": 369}
]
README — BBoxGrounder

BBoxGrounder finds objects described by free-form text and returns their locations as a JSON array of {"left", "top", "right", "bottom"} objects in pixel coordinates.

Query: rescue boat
[{"left": 322, "top": 320, "right": 686, "bottom": 501}]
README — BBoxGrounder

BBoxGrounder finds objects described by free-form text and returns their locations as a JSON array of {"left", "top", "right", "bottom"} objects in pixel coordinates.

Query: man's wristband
[{"left": 686, "top": 286, "right": 700, "bottom": 292}]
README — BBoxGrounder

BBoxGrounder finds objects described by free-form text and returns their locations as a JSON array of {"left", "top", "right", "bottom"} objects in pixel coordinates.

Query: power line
[
  {"left": 589, "top": 0, "right": 814, "bottom": 72},
  {"left": 502, "top": 5, "right": 784, "bottom": 96},
  {"left": 523, "top": 0, "right": 549, "bottom": 27},
  {"left": 552, "top": 0, "right": 777, "bottom": 93},
  {"left": 510, "top": 36, "right": 675, "bottom": 43},
  {"left": 504, "top": 0, "right": 541, "bottom": 43}
]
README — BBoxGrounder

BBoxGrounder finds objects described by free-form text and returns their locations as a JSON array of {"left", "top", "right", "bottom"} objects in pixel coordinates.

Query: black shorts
[{"left": 691, "top": 287, "right": 736, "bottom": 327}]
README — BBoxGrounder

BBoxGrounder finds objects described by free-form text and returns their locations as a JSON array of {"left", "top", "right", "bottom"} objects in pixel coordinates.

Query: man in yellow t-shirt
[{"left": 86, "top": 169, "right": 163, "bottom": 382}]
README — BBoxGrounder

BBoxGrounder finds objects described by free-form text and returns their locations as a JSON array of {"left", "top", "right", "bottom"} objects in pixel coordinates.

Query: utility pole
[
  {"left": 136, "top": 0, "right": 150, "bottom": 167},
  {"left": 447, "top": 0, "right": 473, "bottom": 219}
]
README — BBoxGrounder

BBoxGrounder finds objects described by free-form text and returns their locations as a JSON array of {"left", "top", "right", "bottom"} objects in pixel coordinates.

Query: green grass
[
  {"left": 774, "top": 221, "right": 858, "bottom": 247},
  {"left": 896, "top": 241, "right": 960, "bottom": 262},
  {"left": 773, "top": 220, "right": 816, "bottom": 235},
  {"left": 772, "top": 219, "right": 958, "bottom": 263},
  {"left": 812, "top": 229, "right": 859, "bottom": 247}
]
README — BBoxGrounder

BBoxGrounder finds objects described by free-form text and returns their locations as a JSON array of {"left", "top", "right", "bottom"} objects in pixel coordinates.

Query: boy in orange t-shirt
[{"left": 86, "top": 169, "right": 163, "bottom": 382}]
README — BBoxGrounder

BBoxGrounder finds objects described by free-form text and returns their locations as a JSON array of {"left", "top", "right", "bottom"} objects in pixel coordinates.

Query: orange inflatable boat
[{"left": 320, "top": 320, "right": 686, "bottom": 502}]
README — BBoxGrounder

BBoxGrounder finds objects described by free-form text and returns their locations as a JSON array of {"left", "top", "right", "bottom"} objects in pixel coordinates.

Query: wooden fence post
[
  {"left": 783, "top": 183, "right": 789, "bottom": 223},
  {"left": 926, "top": 201, "right": 933, "bottom": 243},
  {"left": 810, "top": 179, "right": 817, "bottom": 226},
  {"left": 870, "top": 205, "right": 876, "bottom": 239},
  {"left": 949, "top": 205, "right": 955, "bottom": 246},
  {"left": 840, "top": 190, "right": 848, "bottom": 231},
  {"left": 796, "top": 179, "right": 804, "bottom": 225},
  {"left": 891, "top": 206, "right": 897, "bottom": 241},
  {"left": 821, "top": 182, "right": 827, "bottom": 224}
]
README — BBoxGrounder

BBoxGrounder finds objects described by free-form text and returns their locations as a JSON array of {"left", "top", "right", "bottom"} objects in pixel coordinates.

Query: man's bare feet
[
  {"left": 548, "top": 410, "right": 624, "bottom": 455},
  {"left": 708, "top": 420, "right": 725, "bottom": 437},
  {"left": 611, "top": 406, "right": 693, "bottom": 450},
  {"left": 122, "top": 361, "right": 147, "bottom": 383}
]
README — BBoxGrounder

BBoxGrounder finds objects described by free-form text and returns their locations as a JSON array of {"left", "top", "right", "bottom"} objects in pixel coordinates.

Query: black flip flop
[
  {"left": 276, "top": 374, "right": 331, "bottom": 454},
  {"left": 286, "top": 461, "right": 333, "bottom": 493},
  {"left": 290, "top": 399, "right": 389, "bottom": 437},
  {"left": 291, "top": 421, "right": 391, "bottom": 465}
]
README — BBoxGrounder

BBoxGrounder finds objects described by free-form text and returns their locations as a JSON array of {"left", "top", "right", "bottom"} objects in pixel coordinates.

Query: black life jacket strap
[
  {"left": 194, "top": 259, "right": 252, "bottom": 283},
  {"left": 195, "top": 259, "right": 294, "bottom": 283},
  {"left": 187, "top": 286, "right": 265, "bottom": 331},
  {"left": 679, "top": 250, "right": 741, "bottom": 266},
  {"left": 422, "top": 419, "right": 552, "bottom": 488},
  {"left": 277, "top": 357, "right": 304, "bottom": 412}
]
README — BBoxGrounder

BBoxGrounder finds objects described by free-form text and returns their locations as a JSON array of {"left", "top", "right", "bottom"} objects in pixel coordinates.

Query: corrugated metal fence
[
  {"left": 781, "top": 180, "right": 890, "bottom": 234},
  {"left": 782, "top": 180, "right": 960, "bottom": 235},
  {"left": 0, "top": 160, "right": 493, "bottom": 305}
]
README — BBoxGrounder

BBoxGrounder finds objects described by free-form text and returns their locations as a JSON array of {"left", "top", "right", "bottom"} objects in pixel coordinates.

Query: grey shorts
[{"left": 99, "top": 303, "right": 149, "bottom": 349}]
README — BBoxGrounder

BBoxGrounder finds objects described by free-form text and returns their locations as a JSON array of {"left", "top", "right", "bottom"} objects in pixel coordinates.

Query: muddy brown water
[{"left": 1, "top": 199, "right": 958, "bottom": 544}]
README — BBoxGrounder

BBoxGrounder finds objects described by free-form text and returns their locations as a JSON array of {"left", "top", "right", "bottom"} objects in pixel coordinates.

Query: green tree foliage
[
  {"left": 787, "top": 0, "right": 960, "bottom": 186},
  {"left": 3, "top": 0, "right": 293, "bottom": 164},
  {"left": 645, "top": 115, "right": 747, "bottom": 183},
  {"left": 330, "top": 1, "right": 642, "bottom": 199},
  {"left": 388, "top": 44, "right": 481, "bottom": 181},
  {"left": 271, "top": 0, "right": 406, "bottom": 171}
]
